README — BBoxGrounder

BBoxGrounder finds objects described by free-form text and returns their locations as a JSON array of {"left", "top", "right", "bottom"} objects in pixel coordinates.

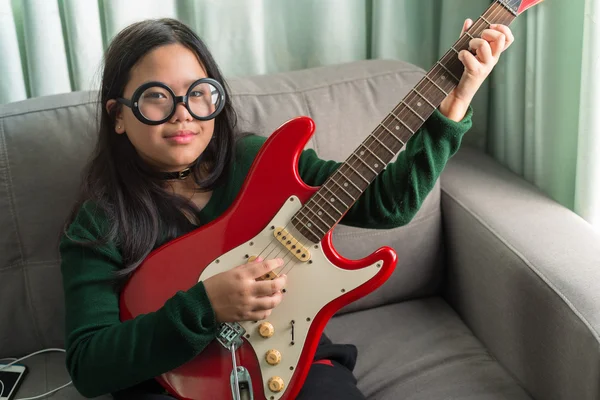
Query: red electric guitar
[{"left": 120, "top": 1, "right": 543, "bottom": 399}]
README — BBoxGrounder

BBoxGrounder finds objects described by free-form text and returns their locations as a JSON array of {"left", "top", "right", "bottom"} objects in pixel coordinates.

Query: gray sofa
[{"left": 1, "top": 59, "right": 599, "bottom": 400}]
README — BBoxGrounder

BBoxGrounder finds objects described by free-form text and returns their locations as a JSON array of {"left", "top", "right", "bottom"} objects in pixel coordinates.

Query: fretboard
[{"left": 292, "top": 1, "right": 517, "bottom": 243}]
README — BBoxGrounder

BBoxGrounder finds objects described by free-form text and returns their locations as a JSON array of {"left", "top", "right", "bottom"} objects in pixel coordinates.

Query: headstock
[{"left": 500, "top": 0, "right": 545, "bottom": 15}]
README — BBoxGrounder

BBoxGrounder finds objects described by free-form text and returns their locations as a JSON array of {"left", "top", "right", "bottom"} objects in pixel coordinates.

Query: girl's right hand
[{"left": 203, "top": 258, "right": 288, "bottom": 323}]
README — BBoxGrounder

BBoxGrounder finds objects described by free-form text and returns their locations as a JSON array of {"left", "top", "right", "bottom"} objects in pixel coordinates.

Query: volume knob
[
  {"left": 265, "top": 349, "right": 282, "bottom": 365},
  {"left": 268, "top": 376, "right": 285, "bottom": 393},
  {"left": 258, "top": 322, "right": 274, "bottom": 338}
]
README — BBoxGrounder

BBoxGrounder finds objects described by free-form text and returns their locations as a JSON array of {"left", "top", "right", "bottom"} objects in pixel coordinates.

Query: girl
[{"left": 60, "top": 18, "right": 513, "bottom": 399}]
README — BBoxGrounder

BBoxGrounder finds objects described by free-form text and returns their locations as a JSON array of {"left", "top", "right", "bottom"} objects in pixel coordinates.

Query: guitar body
[{"left": 119, "top": 116, "right": 397, "bottom": 400}]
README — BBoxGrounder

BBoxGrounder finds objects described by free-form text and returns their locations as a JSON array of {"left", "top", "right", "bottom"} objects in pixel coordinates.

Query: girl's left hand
[{"left": 439, "top": 19, "right": 515, "bottom": 122}]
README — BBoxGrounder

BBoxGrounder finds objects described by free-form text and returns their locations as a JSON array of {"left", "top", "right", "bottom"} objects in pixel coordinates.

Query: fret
[
  {"left": 497, "top": 0, "right": 518, "bottom": 16},
  {"left": 464, "top": 31, "right": 475, "bottom": 40},
  {"left": 291, "top": 219, "right": 312, "bottom": 242},
  {"left": 292, "top": 0, "right": 533, "bottom": 244},
  {"left": 303, "top": 219, "right": 327, "bottom": 236},
  {"left": 352, "top": 154, "right": 378, "bottom": 175},
  {"left": 411, "top": 88, "right": 436, "bottom": 109},
  {"left": 402, "top": 100, "right": 426, "bottom": 122},
  {"left": 436, "top": 61, "right": 460, "bottom": 82},
  {"left": 345, "top": 163, "right": 370, "bottom": 184},
  {"left": 379, "top": 123, "right": 405, "bottom": 144},
  {"left": 425, "top": 75, "right": 449, "bottom": 96},
  {"left": 292, "top": 215, "right": 323, "bottom": 238},
  {"left": 330, "top": 178, "right": 355, "bottom": 201},
  {"left": 359, "top": 143, "right": 385, "bottom": 166},
  {"left": 315, "top": 191, "right": 343, "bottom": 215},
  {"left": 444, "top": 55, "right": 467, "bottom": 83},
  {"left": 454, "top": 36, "right": 471, "bottom": 52},
  {"left": 337, "top": 169, "right": 362, "bottom": 192},
  {"left": 389, "top": 111, "right": 414, "bottom": 135},
  {"left": 303, "top": 205, "right": 331, "bottom": 228},
  {"left": 308, "top": 199, "right": 338, "bottom": 223},
  {"left": 392, "top": 128, "right": 408, "bottom": 146},
  {"left": 298, "top": 228, "right": 319, "bottom": 243},
  {"left": 301, "top": 214, "right": 328, "bottom": 237},
  {"left": 322, "top": 185, "right": 349, "bottom": 209},
  {"left": 370, "top": 133, "right": 395, "bottom": 156},
  {"left": 471, "top": 17, "right": 490, "bottom": 33}
]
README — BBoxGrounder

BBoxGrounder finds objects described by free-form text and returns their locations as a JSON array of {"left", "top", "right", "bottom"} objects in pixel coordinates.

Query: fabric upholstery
[
  {"left": 441, "top": 147, "right": 600, "bottom": 400},
  {"left": 326, "top": 297, "right": 532, "bottom": 400}
]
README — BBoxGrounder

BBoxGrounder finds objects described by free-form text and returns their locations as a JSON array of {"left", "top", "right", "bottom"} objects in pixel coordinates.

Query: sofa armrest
[{"left": 440, "top": 146, "right": 600, "bottom": 400}]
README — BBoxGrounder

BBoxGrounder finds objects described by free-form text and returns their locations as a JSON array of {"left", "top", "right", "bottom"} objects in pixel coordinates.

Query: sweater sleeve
[
  {"left": 304, "top": 107, "right": 473, "bottom": 228},
  {"left": 240, "top": 107, "right": 472, "bottom": 229},
  {"left": 60, "top": 202, "right": 218, "bottom": 398}
]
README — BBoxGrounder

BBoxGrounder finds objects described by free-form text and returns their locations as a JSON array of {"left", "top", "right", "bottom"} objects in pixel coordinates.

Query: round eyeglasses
[{"left": 116, "top": 78, "right": 226, "bottom": 125}]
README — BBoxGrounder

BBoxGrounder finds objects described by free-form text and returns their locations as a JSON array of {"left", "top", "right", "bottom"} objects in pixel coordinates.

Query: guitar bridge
[
  {"left": 217, "top": 322, "right": 246, "bottom": 349},
  {"left": 231, "top": 367, "right": 254, "bottom": 400}
]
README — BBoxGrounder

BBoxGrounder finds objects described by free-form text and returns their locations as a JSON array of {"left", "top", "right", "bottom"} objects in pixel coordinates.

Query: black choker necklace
[{"left": 160, "top": 167, "right": 192, "bottom": 180}]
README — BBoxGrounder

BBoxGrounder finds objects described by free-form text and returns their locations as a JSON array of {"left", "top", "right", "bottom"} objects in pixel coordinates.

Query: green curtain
[
  {"left": 1, "top": 0, "right": 597, "bottom": 230},
  {"left": 0, "top": 0, "right": 493, "bottom": 107},
  {"left": 488, "top": 0, "right": 588, "bottom": 213},
  {"left": 575, "top": 0, "right": 600, "bottom": 229}
]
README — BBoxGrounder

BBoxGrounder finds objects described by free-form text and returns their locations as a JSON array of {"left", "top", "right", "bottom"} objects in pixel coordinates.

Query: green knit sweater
[{"left": 60, "top": 107, "right": 472, "bottom": 397}]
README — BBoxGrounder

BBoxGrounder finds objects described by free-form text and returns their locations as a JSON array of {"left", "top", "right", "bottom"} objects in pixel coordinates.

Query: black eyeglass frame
[{"left": 116, "top": 77, "right": 226, "bottom": 126}]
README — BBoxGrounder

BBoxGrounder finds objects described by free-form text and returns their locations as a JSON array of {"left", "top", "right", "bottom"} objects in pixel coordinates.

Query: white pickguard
[{"left": 198, "top": 196, "right": 381, "bottom": 400}]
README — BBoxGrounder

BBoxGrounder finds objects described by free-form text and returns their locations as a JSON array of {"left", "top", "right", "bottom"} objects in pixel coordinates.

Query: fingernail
[
  {"left": 490, "top": 24, "right": 497, "bottom": 28},
  {"left": 278, "top": 258, "right": 284, "bottom": 266},
  {"left": 256, "top": 256, "right": 263, "bottom": 262}
]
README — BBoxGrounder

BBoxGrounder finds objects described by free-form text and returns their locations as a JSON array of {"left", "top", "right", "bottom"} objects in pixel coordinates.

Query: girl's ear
[{"left": 106, "top": 99, "right": 126, "bottom": 134}]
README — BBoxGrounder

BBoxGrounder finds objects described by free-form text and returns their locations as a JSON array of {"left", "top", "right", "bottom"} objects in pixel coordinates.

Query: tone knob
[
  {"left": 258, "top": 322, "right": 274, "bottom": 338},
  {"left": 265, "top": 349, "right": 282, "bottom": 365},
  {"left": 268, "top": 376, "right": 285, "bottom": 393}
]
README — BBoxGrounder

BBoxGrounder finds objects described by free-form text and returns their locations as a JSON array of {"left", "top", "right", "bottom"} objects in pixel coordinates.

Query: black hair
[{"left": 64, "top": 18, "right": 237, "bottom": 277}]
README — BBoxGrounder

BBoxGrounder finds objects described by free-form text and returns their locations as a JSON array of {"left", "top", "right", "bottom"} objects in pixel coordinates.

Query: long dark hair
[{"left": 64, "top": 18, "right": 237, "bottom": 277}]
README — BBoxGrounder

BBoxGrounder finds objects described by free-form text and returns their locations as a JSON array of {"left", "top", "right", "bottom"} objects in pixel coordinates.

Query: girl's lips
[
  {"left": 165, "top": 135, "right": 194, "bottom": 144},
  {"left": 164, "top": 130, "right": 196, "bottom": 144}
]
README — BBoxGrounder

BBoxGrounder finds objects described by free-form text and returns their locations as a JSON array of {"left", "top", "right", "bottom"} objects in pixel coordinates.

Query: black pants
[{"left": 113, "top": 334, "right": 365, "bottom": 400}]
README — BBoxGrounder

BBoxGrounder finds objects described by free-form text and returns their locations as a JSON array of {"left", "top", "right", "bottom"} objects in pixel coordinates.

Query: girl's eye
[
  {"left": 143, "top": 91, "right": 167, "bottom": 99},
  {"left": 190, "top": 90, "right": 204, "bottom": 97}
]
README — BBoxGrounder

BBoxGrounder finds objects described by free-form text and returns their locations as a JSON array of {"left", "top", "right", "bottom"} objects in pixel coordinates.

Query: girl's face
[{"left": 108, "top": 43, "right": 215, "bottom": 173}]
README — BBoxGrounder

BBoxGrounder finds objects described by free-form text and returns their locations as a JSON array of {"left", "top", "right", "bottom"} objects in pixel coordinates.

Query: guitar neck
[{"left": 292, "top": 1, "right": 517, "bottom": 243}]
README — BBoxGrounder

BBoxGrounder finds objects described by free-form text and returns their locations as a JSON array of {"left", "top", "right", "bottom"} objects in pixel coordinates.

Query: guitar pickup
[
  {"left": 248, "top": 256, "right": 280, "bottom": 281},
  {"left": 256, "top": 270, "right": 279, "bottom": 281},
  {"left": 273, "top": 227, "right": 311, "bottom": 262}
]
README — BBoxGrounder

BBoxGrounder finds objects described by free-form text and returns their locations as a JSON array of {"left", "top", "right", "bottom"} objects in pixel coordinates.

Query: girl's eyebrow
[{"left": 137, "top": 78, "right": 207, "bottom": 89}]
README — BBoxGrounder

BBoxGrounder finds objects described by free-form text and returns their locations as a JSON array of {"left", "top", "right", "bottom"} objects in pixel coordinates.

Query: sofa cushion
[
  {"left": 326, "top": 297, "right": 532, "bottom": 400},
  {"left": 0, "top": 94, "right": 99, "bottom": 359},
  {"left": 8, "top": 298, "right": 530, "bottom": 400}
]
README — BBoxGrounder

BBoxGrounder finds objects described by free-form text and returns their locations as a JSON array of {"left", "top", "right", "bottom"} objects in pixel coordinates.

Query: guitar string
[
  {"left": 272, "top": 1, "right": 516, "bottom": 276},
  {"left": 245, "top": 1, "right": 516, "bottom": 289},
  {"left": 282, "top": 1, "right": 517, "bottom": 277},
  {"left": 252, "top": 0, "right": 515, "bottom": 279},
  {"left": 220, "top": 0, "right": 519, "bottom": 379}
]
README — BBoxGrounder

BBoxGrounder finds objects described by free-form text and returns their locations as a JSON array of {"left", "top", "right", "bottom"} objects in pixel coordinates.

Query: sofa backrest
[{"left": 0, "top": 59, "right": 445, "bottom": 357}]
